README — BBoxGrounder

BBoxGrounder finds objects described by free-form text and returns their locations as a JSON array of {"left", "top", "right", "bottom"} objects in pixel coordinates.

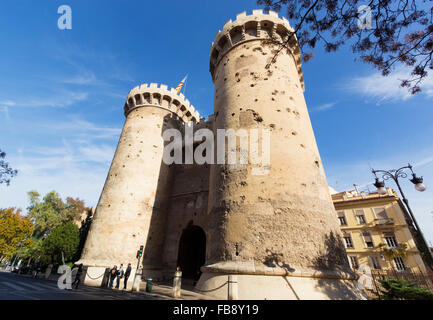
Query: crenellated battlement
[
  {"left": 124, "top": 83, "right": 200, "bottom": 123},
  {"left": 209, "top": 9, "right": 304, "bottom": 90}
]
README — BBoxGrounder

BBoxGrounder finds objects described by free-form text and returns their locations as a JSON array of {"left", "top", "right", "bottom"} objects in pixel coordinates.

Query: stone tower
[
  {"left": 78, "top": 9, "right": 364, "bottom": 299},
  {"left": 196, "top": 10, "right": 363, "bottom": 299},
  {"left": 78, "top": 83, "right": 199, "bottom": 284}
]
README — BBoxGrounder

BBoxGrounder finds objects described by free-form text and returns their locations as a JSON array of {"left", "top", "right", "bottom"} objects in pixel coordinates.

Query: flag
[{"left": 176, "top": 75, "right": 188, "bottom": 94}]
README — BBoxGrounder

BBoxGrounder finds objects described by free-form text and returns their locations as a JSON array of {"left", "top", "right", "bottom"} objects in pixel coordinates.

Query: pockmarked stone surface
[{"left": 78, "top": 9, "right": 364, "bottom": 300}]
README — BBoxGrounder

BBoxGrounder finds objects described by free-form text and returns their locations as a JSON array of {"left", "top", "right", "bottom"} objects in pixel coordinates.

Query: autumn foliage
[
  {"left": 1, "top": 190, "right": 92, "bottom": 268},
  {"left": 0, "top": 208, "right": 34, "bottom": 260}
]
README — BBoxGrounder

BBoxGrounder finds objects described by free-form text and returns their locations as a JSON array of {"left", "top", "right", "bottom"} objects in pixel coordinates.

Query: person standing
[
  {"left": 116, "top": 264, "right": 124, "bottom": 289},
  {"left": 109, "top": 265, "right": 117, "bottom": 289},
  {"left": 72, "top": 264, "right": 83, "bottom": 289},
  {"left": 123, "top": 263, "right": 132, "bottom": 290}
]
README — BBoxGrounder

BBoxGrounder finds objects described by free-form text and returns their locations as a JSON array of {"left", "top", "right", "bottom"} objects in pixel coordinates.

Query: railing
[
  {"left": 374, "top": 218, "right": 394, "bottom": 226},
  {"left": 382, "top": 244, "right": 405, "bottom": 251},
  {"left": 370, "top": 269, "right": 433, "bottom": 298}
]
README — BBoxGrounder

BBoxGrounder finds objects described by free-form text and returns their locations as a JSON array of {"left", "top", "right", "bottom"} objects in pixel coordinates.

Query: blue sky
[{"left": 0, "top": 0, "right": 432, "bottom": 243}]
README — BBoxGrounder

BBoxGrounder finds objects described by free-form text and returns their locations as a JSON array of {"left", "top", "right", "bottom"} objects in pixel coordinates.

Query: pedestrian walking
[
  {"left": 72, "top": 264, "right": 83, "bottom": 289},
  {"left": 123, "top": 263, "right": 132, "bottom": 290},
  {"left": 116, "top": 264, "right": 124, "bottom": 289},
  {"left": 109, "top": 265, "right": 118, "bottom": 289},
  {"left": 33, "top": 264, "right": 41, "bottom": 278}
]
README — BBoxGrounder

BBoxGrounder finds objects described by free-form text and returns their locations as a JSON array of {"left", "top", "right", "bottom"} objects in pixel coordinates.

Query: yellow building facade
[{"left": 331, "top": 188, "right": 428, "bottom": 274}]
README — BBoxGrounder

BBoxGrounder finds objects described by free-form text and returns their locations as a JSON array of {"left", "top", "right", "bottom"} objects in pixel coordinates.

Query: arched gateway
[{"left": 177, "top": 225, "right": 206, "bottom": 281}]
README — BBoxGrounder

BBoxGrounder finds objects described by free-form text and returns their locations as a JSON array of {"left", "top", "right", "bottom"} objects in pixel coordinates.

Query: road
[{"left": 0, "top": 271, "right": 168, "bottom": 300}]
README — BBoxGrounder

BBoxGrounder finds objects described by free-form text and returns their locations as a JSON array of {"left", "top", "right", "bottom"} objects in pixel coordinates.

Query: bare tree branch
[{"left": 257, "top": 0, "right": 433, "bottom": 94}]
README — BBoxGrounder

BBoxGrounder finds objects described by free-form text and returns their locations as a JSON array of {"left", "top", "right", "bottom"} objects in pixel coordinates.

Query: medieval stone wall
[
  {"left": 79, "top": 84, "right": 198, "bottom": 269},
  {"left": 161, "top": 162, "right": 211, "bottom": 270},
  {"left": 206, "top": 9, "right": 350, "bottom": 272}
]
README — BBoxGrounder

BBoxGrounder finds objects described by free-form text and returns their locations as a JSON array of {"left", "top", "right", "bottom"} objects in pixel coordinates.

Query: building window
[
  {"left": 337, "top": 211, "right": 347, "bottom": 226},
  {"left": 343, "top": 234, "right": 354, "bottom": 248},
  {"left": 356, "top": 214, "right": 365, "bottom": 224},
  {"left": 355, "top": 209, "right": 366, "bottom": 222},
  {"left": 383, "top": 232, "right": 399, "bottom": 248},
  {"left": 373, "top": 207, "right": 392, "bottom": 224},
  {"left": 349, "top": 256, "right": 359, "bottom": 269},
  {"left": 393, "top": 257, "right": 407, "bottom": 271},
  {"left": 362, "top": 232, "right": 374, "bottom": 248},
  {"left": 369, "top": 256, "right": 381, "bottom": 270}
]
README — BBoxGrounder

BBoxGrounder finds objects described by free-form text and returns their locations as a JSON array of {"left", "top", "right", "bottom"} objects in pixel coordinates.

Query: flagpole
[{"left": 183, "top": 74, "right": 188, "bottom": 96}]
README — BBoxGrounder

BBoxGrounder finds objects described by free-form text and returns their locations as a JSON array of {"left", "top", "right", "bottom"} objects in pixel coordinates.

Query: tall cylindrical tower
[
  {"left": 78, "top": 83, "right": 199, "bottom": 285},
  {"left": 198, "top": 10, "right": 363, "bottom": 299}
]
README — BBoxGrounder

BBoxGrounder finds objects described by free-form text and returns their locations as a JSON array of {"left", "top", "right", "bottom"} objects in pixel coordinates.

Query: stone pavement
[
  {"left": 1, "top": 269, "right": 212, "bottom": 300},
  {"left": 138, "top": 282, "right": 212, "bottom": 300}
]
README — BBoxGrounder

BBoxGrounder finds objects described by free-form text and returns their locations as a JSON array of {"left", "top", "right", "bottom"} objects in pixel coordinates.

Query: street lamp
[
  {"left": 371, "top": 164, "right": 433, "bottom": 265},
  {"left": 373, "top": 178, "right": 387, "bottom": 195},
  {"left": 410, "top": 174, "right": 426, "bottom": 192}
]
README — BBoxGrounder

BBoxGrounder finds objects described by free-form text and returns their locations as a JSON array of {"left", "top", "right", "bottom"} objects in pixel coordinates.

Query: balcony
[{"left": 374, "top": 218, "right": 394, "bottom": 226}]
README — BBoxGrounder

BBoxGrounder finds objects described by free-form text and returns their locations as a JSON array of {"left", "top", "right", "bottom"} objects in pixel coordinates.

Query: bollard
[
  {"left": 133, "top": 272, "right": 141, "bottom": 292},
  {"left": 146, "top": 278, "right": 153, "bottom": 293},
  {"left": 228, "top": 275, "right": 238, "bottom": 300},
  {"left": 132, "top": 266, "right": 143, "bottom": 292},
  {"left": 172, "top": 268, "right": 182, "bottom": 298},
  {"left": 44, "top": 264, "right": 53, "bottom": 280}
]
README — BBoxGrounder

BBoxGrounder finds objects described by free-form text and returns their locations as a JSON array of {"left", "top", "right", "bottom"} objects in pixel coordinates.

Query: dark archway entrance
[{"left": 177, "top": 225, "right": 206, "bottom": 281}]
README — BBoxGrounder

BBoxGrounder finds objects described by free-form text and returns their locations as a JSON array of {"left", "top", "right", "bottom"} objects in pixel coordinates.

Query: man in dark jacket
[
  {"left": 109, "top": 265, "right": 118, "bottom": 289},
  {"left": 123, "top": 263, "right": 132, "bottom": 290},
  {"left": 72, "top": 264, "right": 83, "bottom": 289}
]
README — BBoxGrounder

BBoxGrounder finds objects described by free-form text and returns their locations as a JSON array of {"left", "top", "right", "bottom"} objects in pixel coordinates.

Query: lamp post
[{"left": 371, "top": 164, "right": 433, "bottom": 265}]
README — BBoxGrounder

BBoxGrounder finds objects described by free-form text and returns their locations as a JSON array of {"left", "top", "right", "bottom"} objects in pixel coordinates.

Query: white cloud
[
  {"left": 0, "top": 153, "right": 108, "bottom": 210},
  {"left": 59, "top": 71, "right": 98, "bottom": 85},
  {"left": 1, "top": 90, "right": 88, "bottom": 108},
  {"left": 53, "top": 45, "right": 137, "bottom": 84},
  {"left": 415, "top": 155, "right": 433, "bottom": 168},
  {"left": 0, "top": 100, "right": 16, "bottom": 107},
  {"left": 346, "top": 67, "right": 433, "bottom": 103},
  {"left": 32, "top": 146, "right": 71, "bottom": 157},
  {"left": 0, "top": 141, "right": 116, "bottom": 210},
  {"left": 78, "top": 145, "right": 116, "bottom": 163},
  {"left": 311, "top": 102, "right": 336, "bottom": 112},
  {"left": 0, "top": 116, "right": 120, "bottom": 210},
  {"left": 42, "top": 119, "right": 122, "bottom": 139}
]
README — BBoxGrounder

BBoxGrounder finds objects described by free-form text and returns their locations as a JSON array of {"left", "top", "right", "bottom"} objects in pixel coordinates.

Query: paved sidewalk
[
  {"left": 4, "top": 269, "right": 213, "bottom": 300},
  {"left": 139, "top": 282, "right": 212, "bottom": 300}
]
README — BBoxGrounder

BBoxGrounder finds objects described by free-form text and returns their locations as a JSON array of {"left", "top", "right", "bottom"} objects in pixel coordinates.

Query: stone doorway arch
[{"left": 177, "top": 225, "right": 206, "bottom": 281}]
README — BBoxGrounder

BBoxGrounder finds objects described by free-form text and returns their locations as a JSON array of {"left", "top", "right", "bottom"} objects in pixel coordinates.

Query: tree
[
  {"left": 379, "top": 278, "right": 433, "bottom": 299},
  {"left": 27, "top": 190, "right": 90, "bottom": 239},
  {"left": 64, "top": 197, "right": 89, "bottom": 222},
  {"left": 257, "top": 0, "right": 433, "bottom": 94},
  {"left": 40, "top": 222, "right": 79, "bottom": 265},
  {"left": 378, "top": 242, "right": 408, "bottom": 271},
  {"left": 19, "top": 237, "right": 43, "bottom": 266},
  {"left": 27, "top": 191, "right": 66, "bottom": 239},
  {"left": 0, "top": 208, "right": 34, "bottom": 261},
  {"left": 0, "top": 149, "right": 17, "bottom": 186}
]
